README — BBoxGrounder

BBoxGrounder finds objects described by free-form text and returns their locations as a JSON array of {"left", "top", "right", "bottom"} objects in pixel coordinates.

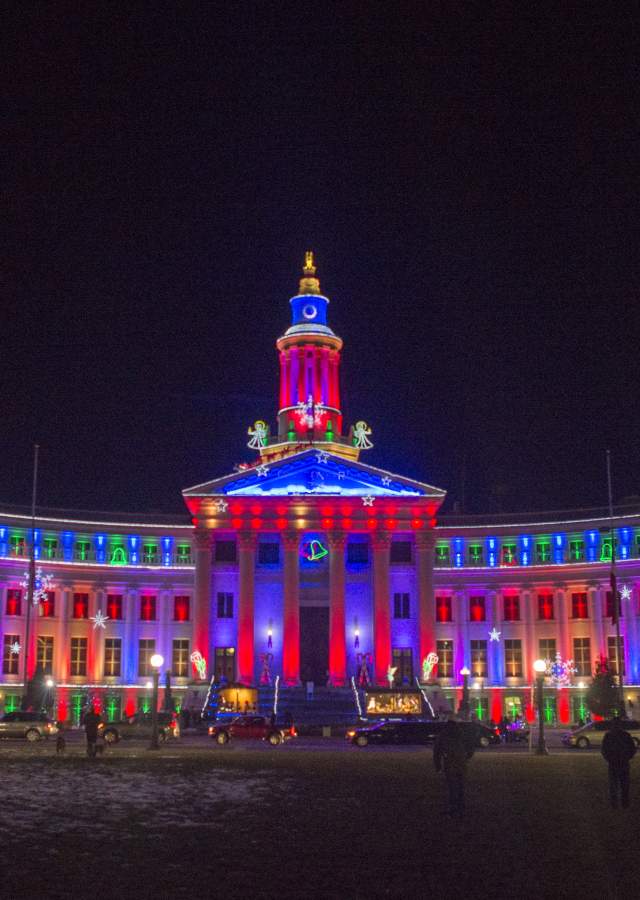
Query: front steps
[{"left": 258, "top": 684, "right": 362, "bottom": 726}]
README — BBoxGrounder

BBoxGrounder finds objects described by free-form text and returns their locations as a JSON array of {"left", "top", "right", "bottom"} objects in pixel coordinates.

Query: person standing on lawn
[
  {"left": 433, "top": 720, "right": 474, "bottom": 816},
  {"left": 83, "top": 707, "right": 102, "bottom": 758},
  {"left": 601, "top": 717, "right": 636, "bottom": 809}
]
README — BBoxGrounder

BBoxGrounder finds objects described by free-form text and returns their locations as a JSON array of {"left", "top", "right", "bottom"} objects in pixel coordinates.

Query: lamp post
[
  {"left": 533, "top": 659, "right": 548, "bottom": 755},
  {"left": 149, "top": 654, "right": 164, "bottom": 750},
  {"left": 459, "top": 667, "right": 471, "bottom": 719}
]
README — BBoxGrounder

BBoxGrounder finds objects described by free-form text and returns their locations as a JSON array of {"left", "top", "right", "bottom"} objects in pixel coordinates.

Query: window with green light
[
  {"left": 177, "top": 543, "right": 191, "bottom": 563},
  {"left": 600, "top": 538, "right": 615, "bottom": 562},
  {"left": 536, "top": 541, "right": 551, "bottom": 563},
  {"left": 110, "top": 545, "right": 127, "bottom": 565},
  {"left": 504, "top": 696, "right": 523, "bottom": 719},
  {"left": 473, "top": 697, "right": 489, "bottom": 721},
  {"left": 569, "top": 539, "right": 584, "bottom": 561},
  {"left": 43, "top": 537, "right": 57, "bottom": 559},
  {"left": 502, "top": 543, "right": 516, "bottom": 564},
  {"left": 4, "top": 694, "right": 20, "bottom": 713},
  {"left": 105, "top": 696, "right": 121, "bottom": 722},
  {"left": 138, "top": 696, "right": 151, "bottom": 714},
  {"left": 468, "top": 544, "right": 482, "bottom": 565},
  {"left": 75, "top": 540, "right": 91, "bottom": 561},
  {"left": 543, "top": 697, "right": 556, "bottom": 724},
  {"left": 143, "top": 543, "right": 158, "bottom": 563},
  {"left": 71, "top": 694, "right": 84, "bottom": 725},
  {"left": 435, "top": 545, "right": 450, "bottom": 566}
]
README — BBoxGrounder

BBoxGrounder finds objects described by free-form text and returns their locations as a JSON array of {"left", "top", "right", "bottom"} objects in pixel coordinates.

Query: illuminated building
[{"left": 0, "top": 255, "right": 639, "bottom": 726}]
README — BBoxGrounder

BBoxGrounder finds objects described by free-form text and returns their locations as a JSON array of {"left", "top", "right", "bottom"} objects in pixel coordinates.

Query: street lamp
[
  {"left": 459, "top": 667, "right": 471, "bottom": 719},
  {"left": 149, "top": 654, "right": 164, "bottom": 750},
  {"left": 533, "top": 659, "right": 548, "bottom": 756}
]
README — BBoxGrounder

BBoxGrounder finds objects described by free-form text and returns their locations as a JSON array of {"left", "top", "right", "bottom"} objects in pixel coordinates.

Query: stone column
[
  {"left": 488, "top": 590, "right": 502, "bottom": 684},
  {"left": 415, "top": 531, "right": 436, "bottom": 674},
  {"left": 92, "top": 587, "right": 106, "bottom": 682},
  {"left": 328, "top": 532, "right": 347, "bottom": 686},
  {"left": 282, "top": 532, "right": 300, "bottom": 686},
  {"left": 555, "top": 587, "right": 569, "bottom": 660},
  {"left": 56, "top": 586, "right": 71, "bottom": 682},
  {"left": 160, "top": 588, "right": 171, "bottom": 678},
  {"left": 621, "top": 582, "right": 637, "bottom": 683},
  {"left": 372, "top": 532, "right": 391, "bottom": 686},
  {"left": 193, "top": 530, "right": 212, "bottom": 678},
  {"left": 237, "top": 532, "right": 257, "bottom": 685},
  {"left": 457, "top": 590, "right": 469, "bottom": 675},
  {"left": 523, "top": 589, "right": 535, "bottom": 683},
  {"left": 124, "top": 588, "right": 137, "bottom": 683}
]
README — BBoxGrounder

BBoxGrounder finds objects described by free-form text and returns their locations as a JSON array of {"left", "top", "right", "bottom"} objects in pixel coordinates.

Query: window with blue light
[
  {"left": 162, "top": 536, "right": 173, "bottom": 566},
  {"left": 128, "top": 535, "right": 140, "bottom": 564},
  {"left": 519, "top": 536, "right": 531, "bottom": 566},
  {"left": 453, "top": 538, "right": 464, "bottom": 568},
  {"left": 586, "top": 530, "right": 599, "bottom": 562},
  {"left": 94, "top": 534, "right": 106, "bottom": 563},
  {"left": 486, "top": 537, "right": 497, "bottom": 567},
  {"left": 62, "top": 531, "right": 74, "bottom": 561},
  {"left": 553, "top": 534, "right": 565, "bottom": 564}
]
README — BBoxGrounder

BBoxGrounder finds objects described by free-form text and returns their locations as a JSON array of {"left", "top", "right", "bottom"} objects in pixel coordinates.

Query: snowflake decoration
[
  {"left": 256, "top": 464, "right": 269, "bottom": 477},
  {"left": 488, "top": 628, "right": 501, "bottom": 642},
  {"left": 9, "top": 641, "right": 21, "bottom": 656},
  {"left": 620, "top": 584, "right": 632, "bottom": 602},
  {"left": 21, "top": 567, "right": 55, "bottom": 605},
  {"left": 315, "top": 450, "right": 329, "bottom": 464},
  {"left": 213, "top": 498, "right": 229, "bottom": 513},
  {"left": 296, "top": 395, "right": 324, "bottom": 429},
  {"left": 381, "top": 476, "right": 391, "bottom": 486},
  {"left": 362, "top": 495, "right": 375, "bottom": 507},
  {"left": 545, "top": 652, "right": 577, "bottom": 685},
  {"left": 90, "top": 610, "right": 109, "bottom": 629}
]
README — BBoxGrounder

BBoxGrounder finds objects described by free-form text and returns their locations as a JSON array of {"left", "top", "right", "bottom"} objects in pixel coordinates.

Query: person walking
[
  {"left": 433, "top": 720, "right": 474, "bottom": 816},
  {"left": 83, "top": 706, "right": 102, "bottom": 758},
  {"left": 601, "top": 717, "right": 636, "bottom": 809}
]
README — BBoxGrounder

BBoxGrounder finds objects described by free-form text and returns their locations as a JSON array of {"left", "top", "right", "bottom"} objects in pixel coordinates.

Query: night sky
[{"left": 5, "top": 5, "right": 639, "bottom": 518}]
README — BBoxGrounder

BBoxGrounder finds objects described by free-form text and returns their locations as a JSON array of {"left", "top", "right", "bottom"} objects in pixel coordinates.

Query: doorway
[{"left": 299, "top": 607, "right": 329, "bottom": 686}]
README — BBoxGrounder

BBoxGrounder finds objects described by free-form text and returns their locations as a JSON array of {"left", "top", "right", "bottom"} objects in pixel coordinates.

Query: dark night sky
[{"left": 4, "top": 4, "right": 639, "bottom": 518}]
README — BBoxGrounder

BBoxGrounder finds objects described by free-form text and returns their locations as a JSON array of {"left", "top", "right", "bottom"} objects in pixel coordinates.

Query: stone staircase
[{"left": 258, "top": 683, "right": 362, "bottom": 726}]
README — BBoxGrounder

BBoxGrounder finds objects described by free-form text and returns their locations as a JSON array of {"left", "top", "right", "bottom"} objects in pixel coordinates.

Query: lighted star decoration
[
  {"left": 213, "top": 498, "right": 229, "bottom": 513},
  {"left": 9, "top": 641, "right": 21, "bottom": 656},
  {"left": 21, "top": 567, "right": 55, "bottom": 605},
  {"left": 362, "top": 495, "right": 375, "bottom": 507},
  {"left": 315, "top": 450, "right": 329, "bottom": 464},
  {"left": 256, "top": 464, "right": 269, "bottom": 477},
  {"left": 488, "top": 628, "right": 501, "bottom": 642},
  {"left": 90, "top": 610, "right": 109, "bottom": 629},
  {"left": 620, "top": 584, "right": 632, "bottom": 602},
  {"left": 381, "top": 476, "right": 391, "bottom": 486}
]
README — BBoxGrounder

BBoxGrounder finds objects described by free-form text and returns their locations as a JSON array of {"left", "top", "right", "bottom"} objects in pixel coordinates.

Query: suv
[
  {"left": 102, "top": 712, "right": 180, "bottom": 744},
  {"left": 562, "top": 719, "right": 640, "bottom": 749},
  {"left": 209, "top": 715, "right": 295, "bottom": 746},
  {"left": 346, "top": 719, "right": 499, "bottom": 748},
  {"left": 0, "top": 712, "right": 59, "bottom": 742}
]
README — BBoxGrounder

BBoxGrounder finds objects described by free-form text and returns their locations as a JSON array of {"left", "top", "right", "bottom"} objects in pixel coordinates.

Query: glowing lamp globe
[
  {"left": 473, "top": 682, "right": 481, "bottom": 691},
  {"left": 45, "top": 678, "right": 54, "bottom": 688},
  {"left": 150, "top": 653, "right": 164, "bottom": 669},
  {"left": 533, "top": 659, "right": 547, "bottom": 674},
  {"left": 460, "top": 667, "right": 471, "bottom": 677},
  {"left": 145, "top": 680, "right": 153, "bottom": 689}
]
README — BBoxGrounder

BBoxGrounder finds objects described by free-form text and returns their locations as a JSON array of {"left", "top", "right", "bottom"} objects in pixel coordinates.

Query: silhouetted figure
[
  {"left": 83, "top": 708, "right": 102, "bottom": 758},
  {"left": 434, "top": 720, "right": 474, "bottom": 816},
  {"left": 601, "top": 717, "right": 636, "bottom": 809}
]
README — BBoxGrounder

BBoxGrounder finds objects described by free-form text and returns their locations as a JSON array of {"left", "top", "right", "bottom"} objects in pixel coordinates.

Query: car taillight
[{"left": 208, "top": 726, "right": 214, "bottom": 734}]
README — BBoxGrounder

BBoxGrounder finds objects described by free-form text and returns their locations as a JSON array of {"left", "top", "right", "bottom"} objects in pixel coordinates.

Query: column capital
[
  {"left": 327, "top": 531, "right": 347, "bottom": 550},
  {"left": 238, "top": 531, "right": 258, "bottom": 551},
  {"left": 282, "top": 531, "right": 300, "bottom": 552},
  {"left": 414, "top": 530, "right": 435, "bottom": 551},
  {"left": 371, "top": 531, "right": 392, "bottom": 551}
]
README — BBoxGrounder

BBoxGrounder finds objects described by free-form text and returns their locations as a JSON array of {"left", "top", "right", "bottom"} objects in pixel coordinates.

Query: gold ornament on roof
[{"left": 299, "top": 250, "right": 320, "bottom": 295}]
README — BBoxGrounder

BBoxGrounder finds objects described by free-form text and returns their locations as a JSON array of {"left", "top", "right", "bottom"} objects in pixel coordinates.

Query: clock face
[{"left": 302, "top": 303, "right": 317, "bottom": 320}]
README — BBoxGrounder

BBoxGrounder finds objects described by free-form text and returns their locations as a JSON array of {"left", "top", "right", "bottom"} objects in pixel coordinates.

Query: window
[
  {"left": 469, "top": 596, "right": 486, "bottom": 622},
  {"left": 215, "top": 540, "right": 237, "bottom": 563},
  {"left": 105, "top": 696, "right": 121, "bottom": 722},
  {"left": 347, "top": 542, "right": 369, "bottom": 564},
  {"left": 539, "top": 638, "right": 556, "bottom": 661},
  {"left": 573, "top": 637, "right": 591, "bottom": 677},
  {"left": 2, "top": 634, "right": 20, "bottom": 675},
  {"left": 503, "top": 595, "right": 520, "bottom": 621},
  {"left": 436, "top": 596, "right": 452, "bottom": 622},
  {"left": 215, "top": 647, "right": 235, "bottom": 681},
  {"left": 436, "top": 640, "right": 453, "bottom": 678},
  {"left": 10, "top": 535, "right": 25, "bottom": 557},
  {"left": 70, "top": 637, "right": 87, "bottom": 676},
  {"left": 393, "top": 593, "right": 410, "bottom": 619},
  {"left": 504, "top": 639, "right": 523, "bottom": 677},
  {"left": 502, "top": 543, "right": 516, "bottom": 565},
  {"left": 258, "top": 542, "right": 280, "bottom": 564},
  {"left": 37, "top": 636, "right": 54, "bottom": 675},
  {"left": 569, "top": 540, "right": 585, "bottom": 562},
  {"left": 75, "top": 540, "right": 91, "bottom": 561},
  {"left": 6, "top": 589, "right": 21, "bottom": 616},
  {"left": 138, "top": 639, "right": 156, "bottom": 676},
  {"left": 174, "top": 595, "right": 190, "bottom": 622},
  {"left": 140, "top": 596, "right": 157, "bottom": 621},
  {"left": 176, "top": 543, "right": 192, "bottom": 564},
  {"left": 390, "top": 541, "right": 412, "bottom": 563},
  {"left": 538, "top": 594, "right": 554, "bottom": 620},
  {"left": 571, "top": 593, "right": 588, "bottom": 619},
  {"left": 43, "top": 537, "right": 57, "bottom": 559},
  {"left": 217, "top": 592, "right": 234, "bottom": 618},
  {"left": 391, "top": 648, "right": 413, "bottom": 685},
  {"left": 605, "top": 591, "right": 623, "bottom": 620},
  {"left": 468, "top": 544, "right": 483, "bottom": 566},
  {"left": 435, "top": 545, "right": 450, "bottom": 566},
  {"left": 172, "top": 639, "right": 190, "bottom": 677},
  {"left": 110, "top": 545, "right": 127, "bottom": 565},
  {"left": 536, "top": 541, "right": 551, "bottom": 564},
  {"left": 39, "top": 591, "right": 55, "bottom": 618},
  {"left": 142, "top": 543, "right": 158, "bottom": 564},
  {"left": 73, "top": 593, "right": 89, "bottom": 619},
  {"left": 470, "top": 640, "right": 487, "bottom": 678},
  {"left": 106, "top": 594, "right": 123, "bottom": 620},
  {"left": 608, "top": 636, "right": 625, "bottom": 677},
  {"left": 104, "top": 638, "right": 122, "bottom": 677}
]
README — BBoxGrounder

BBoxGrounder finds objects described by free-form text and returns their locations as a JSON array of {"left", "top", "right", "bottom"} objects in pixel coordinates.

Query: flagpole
[
  {"left": 606, "top": 450, "right": 625, "bottom": 714},
  {"left": 21, "top": 443, "right": 39, "bottom": 710}
]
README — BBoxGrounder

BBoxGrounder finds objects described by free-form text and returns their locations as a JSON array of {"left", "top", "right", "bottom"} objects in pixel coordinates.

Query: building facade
[{"left": 1, "top": 255, "right": 639, "bottom": 724}]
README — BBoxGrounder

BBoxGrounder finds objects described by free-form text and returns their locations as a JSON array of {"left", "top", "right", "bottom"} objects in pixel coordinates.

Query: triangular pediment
[{"left": 183, "top": 449, "right": 445, "bottom": 499}]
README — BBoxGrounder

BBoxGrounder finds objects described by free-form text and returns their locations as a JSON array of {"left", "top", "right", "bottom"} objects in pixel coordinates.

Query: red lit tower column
[
  {"left": 238, "top": 532, "right": 257, "bottom": 685},
  {"left": 282, "top": 532, "right": 300, "bottom": 685},
  {"left": 372, "top": 532, "right": 391, "bottom": 685},
  {"left": 416, "top": 531, "right": 436, "bottom": 670},
  {"left": 193, "top": 530, "right": 212, "bottom": 676},
  {"left": 328, "top": 532, "right": 347, "bottom": 686}
]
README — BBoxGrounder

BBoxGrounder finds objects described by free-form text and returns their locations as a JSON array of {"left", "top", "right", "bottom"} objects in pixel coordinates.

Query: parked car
[
  {"left": 562, "top": 719, "right": 640, "bottom": 749},
  {"left": 208, "top": 715, "right": 296, "bottom": 746},
  {"left": 102, "top": 712, "right": 180, "bottom": 744},
  {"left": 346, "top": 719, "right": 499, "bottom": 748},
  {"left": 0, "top": 711, "right": 59, "bottom": 742},
  {"left": 497, "top": 720, "right": 530, "bottom": 743}
]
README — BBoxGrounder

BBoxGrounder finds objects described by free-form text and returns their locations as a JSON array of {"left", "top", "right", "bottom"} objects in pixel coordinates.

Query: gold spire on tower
[{"left": 299, "top": 250, "right": 321, "bottom": 294}]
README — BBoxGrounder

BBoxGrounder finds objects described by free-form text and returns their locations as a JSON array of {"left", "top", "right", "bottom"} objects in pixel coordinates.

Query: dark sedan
[{"left": 346, "top": 719, "right": 499, "bottom": 748}]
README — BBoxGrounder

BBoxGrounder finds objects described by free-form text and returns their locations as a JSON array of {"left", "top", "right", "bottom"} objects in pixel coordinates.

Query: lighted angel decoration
[
  {"left": 247, "top": 420, "right": 269, "bottom": 449},
  {"left": 353, "top": 421, "right": 373, "bottom": 450}
]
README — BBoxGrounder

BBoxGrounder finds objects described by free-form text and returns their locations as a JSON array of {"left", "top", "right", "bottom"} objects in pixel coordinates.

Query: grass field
[{"left": 2, "top": 745, "right": 638, "bottom": 899}]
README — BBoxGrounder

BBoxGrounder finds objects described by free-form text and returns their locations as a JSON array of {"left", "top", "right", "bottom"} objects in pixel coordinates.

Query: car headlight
[{"left": 346, "top": 731, "right": 355, "bottom": 737}]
